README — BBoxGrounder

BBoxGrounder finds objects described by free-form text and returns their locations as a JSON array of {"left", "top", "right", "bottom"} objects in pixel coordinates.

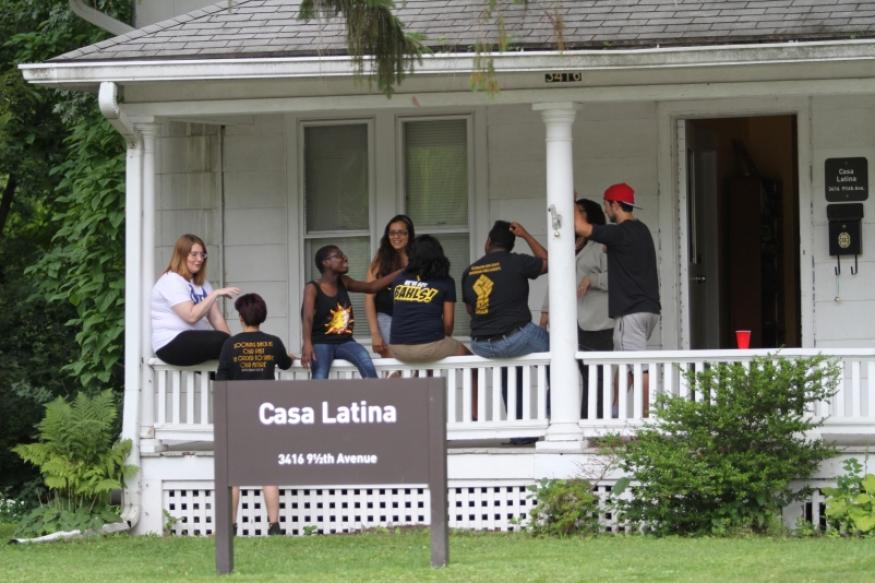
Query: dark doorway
[{"left": 685, "top": 116, "right": 801, "bottom": 349}]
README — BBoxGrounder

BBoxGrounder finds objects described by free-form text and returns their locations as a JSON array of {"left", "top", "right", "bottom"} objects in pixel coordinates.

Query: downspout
[
  {"left": 99, "top": 81, "right": 142, "bottom": 529},
  {"left": 69, "top": 0, "right": 133, "bottom": 36}
]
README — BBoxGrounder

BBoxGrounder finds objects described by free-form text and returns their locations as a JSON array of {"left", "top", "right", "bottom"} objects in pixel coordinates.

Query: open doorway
[{"left": 684, "top": 115, "right": 801, "bottom": 349}]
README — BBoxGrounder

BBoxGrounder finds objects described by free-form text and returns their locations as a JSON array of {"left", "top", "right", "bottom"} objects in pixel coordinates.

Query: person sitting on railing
[
  {"left": 388, "top": 235, "right": 470, "bottom": 363},
  {"left": 151, "top": 234, "right": 240, "bottom": 366},
  {"left": 216, "top": 292, "right": 294, "bottom": 536},
  {"left": 462, "top": 220, "right": 549, "bottom": 435},
  {"left": 365, "top": 214, "right": 415, "bottom": 358},
  {"left": 301, "top": 245, "right": 401, "bottom": 379}
]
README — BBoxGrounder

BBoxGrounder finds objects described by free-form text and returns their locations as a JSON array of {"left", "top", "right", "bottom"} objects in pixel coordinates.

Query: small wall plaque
[{"left": 825, "top": 157, "right": 868, "bottom": 201}]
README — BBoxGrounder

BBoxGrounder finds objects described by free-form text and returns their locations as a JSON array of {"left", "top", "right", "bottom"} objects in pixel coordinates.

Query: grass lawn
[{"left": 2, "top": 526, "right": 874, "bottom": 583}]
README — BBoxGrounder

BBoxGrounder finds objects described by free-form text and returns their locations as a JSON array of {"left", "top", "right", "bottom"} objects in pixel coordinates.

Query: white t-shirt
[{"left": 151, "top": 272, "right": 215, "bottom": 351}]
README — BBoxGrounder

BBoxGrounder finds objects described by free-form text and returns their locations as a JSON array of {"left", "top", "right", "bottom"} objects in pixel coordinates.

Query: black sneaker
[{"left": 267, "top": 522, "right": 283, "bottom": 536}]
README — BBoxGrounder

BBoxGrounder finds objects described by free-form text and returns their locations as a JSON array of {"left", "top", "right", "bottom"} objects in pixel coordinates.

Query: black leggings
[
  {"left": 578, "top": 328, "right": 614, "bottom": 419},
  {"left": 155, "top": 330, "right": 230, "bottom": 366}
]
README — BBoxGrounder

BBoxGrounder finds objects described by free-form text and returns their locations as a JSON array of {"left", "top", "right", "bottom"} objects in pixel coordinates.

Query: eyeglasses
[
  {"left": 326, "top": 252, "right": 347, "bottom": 261},
  {"left": 189, "top": 251, "right": 208, "bottom": 260},
  {"left": 388, "top": 229, "right": 409, "bottom": 237}
]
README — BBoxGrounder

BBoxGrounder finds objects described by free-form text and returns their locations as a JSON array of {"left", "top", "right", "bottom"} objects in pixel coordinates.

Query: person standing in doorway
[{"left": 574, "top": 183, "right": 660, "bottom": 415}]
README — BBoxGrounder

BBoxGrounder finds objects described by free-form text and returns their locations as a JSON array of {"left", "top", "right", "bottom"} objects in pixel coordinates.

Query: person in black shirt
[
  {"left": 462, "top": 220, "right": 549, "bottom": 358},
  {"left": 574, "top": 182, "right": 661, "bottom": 414},
  {"left": 301, "top": 245, "right": 400, "bottom": 379},
  {"left": 462, "top": 220, "right": 549, "bottom": 430},
  {"left": 388, "top": 235, "right": 468, "bottom": 362},
  {"left": 216, "top": 293, "right": 294, "bottom": 535}
]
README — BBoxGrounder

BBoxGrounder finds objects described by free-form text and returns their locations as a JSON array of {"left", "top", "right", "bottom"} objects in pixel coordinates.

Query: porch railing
[{"left": 146, "top": 348, "right": 875, "bottom": 446}]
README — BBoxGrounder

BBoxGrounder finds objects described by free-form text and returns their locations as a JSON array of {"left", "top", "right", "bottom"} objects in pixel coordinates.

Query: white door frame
[{"left": 656, "top": 97, "right": 814, "bottom": 350}]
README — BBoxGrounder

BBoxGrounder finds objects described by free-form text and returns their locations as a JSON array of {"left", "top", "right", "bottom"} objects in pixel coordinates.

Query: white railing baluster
[
  {"left": 199, "top": 371, "right": 209, "bottom": 425},
  {"left": 633, "top": 363, "right": 643, "bottom": 419},
  {"left": 603, "top": 364, "right": 613, "bottom": 419},
  {"left": 185, "top": 371, "right": 195, "bottom": 425},
  {"left": 447, "top": 368, "right": 458, "bottom": 423},
  {"left": 491, "top": 367, "right": 502, "bottom": 421},
  {"left": 679, "top": 362, "right": 690, "bottom": 400},
  {"left": 587, "top": 364, "right": 597, "bottom": 422},
  {"left": 476, "top": 367, "right": 485, "bottom": 423},
  {"left": 851, "top": 360, "right": 861, "bottom": 420},
  {"left": 867, "top": 361, "right": 875, "bottom": 418},
  {"left": 537, "top": 364, "right": 548, "bottom": 420},
  {"left": 156, "top": 369, "right": 167, "bottom": 426},
  {"left": 834, "top": 361, "right": 847, "bottom": 418},
  {"left": 171, "top": 371, "right": 181, "bottom": 425},
  {"left": 618, "top": 364, "right": 629, "bottom": 419},
  {"left": 522, "top": 365, "right": 532, "bottom": 421},
  {"left": 462, "top": 368, "right": 472, "bottom": 422}
]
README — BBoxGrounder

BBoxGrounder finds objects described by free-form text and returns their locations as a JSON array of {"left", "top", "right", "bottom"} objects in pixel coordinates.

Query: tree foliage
[
  {"left": 614, "top": 355, "right": 840, "bottom": 536},
  {"left": 0, "top": 0, "right": 131, "bottom": 498}
]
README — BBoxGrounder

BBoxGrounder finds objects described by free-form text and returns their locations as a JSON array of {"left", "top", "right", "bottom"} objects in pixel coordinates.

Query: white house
[{"left": 20, "top": 0, "right": 875, "bottom": 535}]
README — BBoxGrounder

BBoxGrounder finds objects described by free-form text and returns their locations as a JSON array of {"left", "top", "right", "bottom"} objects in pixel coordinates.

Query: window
[
  {"left": 303, "top": 123, "right": 371, "bottom": 338},
  {"left": 403, "top": 118, "right": 472, "bottom": 336}
]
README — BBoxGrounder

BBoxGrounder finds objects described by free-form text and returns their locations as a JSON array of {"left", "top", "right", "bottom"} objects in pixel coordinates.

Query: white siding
[{"left": 811, "top": 96, "right": 875, "bottom": 347}]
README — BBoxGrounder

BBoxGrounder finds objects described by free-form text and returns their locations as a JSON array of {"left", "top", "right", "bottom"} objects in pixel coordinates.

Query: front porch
[
  {"left": 145, "top": 348, "right": 875, "bottom": 447},
  {"left": 135, "top": 348, "right": 875, "bottom": 536}
]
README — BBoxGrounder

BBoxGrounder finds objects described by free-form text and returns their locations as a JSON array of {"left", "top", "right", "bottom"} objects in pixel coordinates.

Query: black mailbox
[{"left": 827, "top": 203, "right": 863, "bottom": 256}]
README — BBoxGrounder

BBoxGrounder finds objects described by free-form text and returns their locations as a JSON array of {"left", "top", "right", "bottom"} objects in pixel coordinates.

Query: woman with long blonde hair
[{"left": 151, "top": 234, "right": 240, "bottom": 365}]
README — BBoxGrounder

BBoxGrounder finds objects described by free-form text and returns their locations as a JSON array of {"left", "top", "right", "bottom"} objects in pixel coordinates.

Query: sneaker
[{"left": 267, "top": 522, "right": 283, "bottom": 536}]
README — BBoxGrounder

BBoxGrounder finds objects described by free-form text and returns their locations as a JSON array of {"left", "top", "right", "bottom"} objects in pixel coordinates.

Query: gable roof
[{"left": 52, "top": 0, "right": 875, "bottom": 63}]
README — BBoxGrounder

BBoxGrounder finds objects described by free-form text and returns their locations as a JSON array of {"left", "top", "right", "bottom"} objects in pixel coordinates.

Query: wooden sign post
[{"left": 213, "top": 378, "right": 448, "bottom": 574}]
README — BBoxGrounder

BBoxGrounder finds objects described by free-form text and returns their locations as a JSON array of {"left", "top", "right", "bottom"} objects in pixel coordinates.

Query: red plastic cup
[{"left": 735, "top": 330, "right": 751, "bottom": 349}]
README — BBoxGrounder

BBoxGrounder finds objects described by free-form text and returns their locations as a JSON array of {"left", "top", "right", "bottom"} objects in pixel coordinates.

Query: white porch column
[
  {"left": 534, "top": 103, "right": 582, "bottom": 448},
  {"left": 138, "top": 122, "right": 158, "bottom": 433}
]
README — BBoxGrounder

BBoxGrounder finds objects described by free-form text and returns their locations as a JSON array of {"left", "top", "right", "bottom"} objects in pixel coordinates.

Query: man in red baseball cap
[{"left": 574, "top": 182, "right": 660, "bottom": 415}]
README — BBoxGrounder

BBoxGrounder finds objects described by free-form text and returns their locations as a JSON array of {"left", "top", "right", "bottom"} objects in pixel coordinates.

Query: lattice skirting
[
  {"left": 162, "top": 481, "right": 828, "bottom": 536},
  {"left": 164, "top": 481, "right": 537, "bottom": 536}
]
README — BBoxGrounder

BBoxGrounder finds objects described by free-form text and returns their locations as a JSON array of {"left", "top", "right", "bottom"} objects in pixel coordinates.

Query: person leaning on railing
[{"left": 151, "top": 233, "right": 240, "bottom": 366}]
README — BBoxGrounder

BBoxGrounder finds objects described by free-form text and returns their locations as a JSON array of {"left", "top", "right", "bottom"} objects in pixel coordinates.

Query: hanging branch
[{"left": 299, "top": 0, "right": 425, "bottom": 96}]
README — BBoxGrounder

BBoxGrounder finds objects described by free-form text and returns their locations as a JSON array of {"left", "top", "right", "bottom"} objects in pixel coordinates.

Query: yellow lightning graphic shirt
[
  {"left": 309, "top": 280, "right": 355, "bottom": 343},
  {"left": 389, "top": 272, "right": 457, "bottom": 345}
]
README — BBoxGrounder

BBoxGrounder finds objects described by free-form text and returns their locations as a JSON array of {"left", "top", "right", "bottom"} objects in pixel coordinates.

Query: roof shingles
[{"left": 50, "top": 0, "right": 875, "bottom": 62}]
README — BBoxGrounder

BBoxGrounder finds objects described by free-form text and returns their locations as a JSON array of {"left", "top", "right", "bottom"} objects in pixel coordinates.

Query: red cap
[{"left": 603, "top": 182, "right": 641, "bottom": 208}]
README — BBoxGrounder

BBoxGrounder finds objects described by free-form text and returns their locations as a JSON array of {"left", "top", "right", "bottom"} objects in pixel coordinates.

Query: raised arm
[
  {"left": 172, "top": 286, "right": 240, "bottom": 326},
  {"left": 300, "top": 282, "right": 318, "bottom": 369},
  {"left": 363, "top": 263, "right": 389, "bottom": 357},
  {"left": 509, "top": 222, "right": 548, "bottom": 274},
  {"left": 342, "top": 269, "right": 402, "bottom": 294}
]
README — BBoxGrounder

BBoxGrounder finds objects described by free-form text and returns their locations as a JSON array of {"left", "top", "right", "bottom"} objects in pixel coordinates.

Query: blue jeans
[
  {"left": 471, "top": 322, "right": 550, "bottom": 420},
  {"left": 470, "top": 322, "right": 549, "bottom": 359},
  {"left": 310, "top": 341, "right": 378, "bottom": 380}
]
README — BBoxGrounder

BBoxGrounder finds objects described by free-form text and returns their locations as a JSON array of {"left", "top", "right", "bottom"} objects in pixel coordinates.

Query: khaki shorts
[
  {"left": 389, "top": 337, "right": 463, "bottom": 363},
  {"left": 613, "top": 312, "right": 659, "bottom": 352}
]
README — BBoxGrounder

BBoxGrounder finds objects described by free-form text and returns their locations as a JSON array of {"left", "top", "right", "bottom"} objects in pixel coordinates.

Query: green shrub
[
  {"left": 614, "top": 355, "right": 840, "bottom": 536},
  {"left": 13, "top": 390, "right": 137, "bottom": 537},
  {"left": 823, "top": 457, "right": 875, "bottom": 536},
  {"left": 528, "top": 478, "right": 600, "bottom": 537}
]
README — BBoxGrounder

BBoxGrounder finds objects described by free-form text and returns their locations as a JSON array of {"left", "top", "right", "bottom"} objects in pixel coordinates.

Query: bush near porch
[{"left": 614, "top": 355, "right": 840, "bottom": 536}]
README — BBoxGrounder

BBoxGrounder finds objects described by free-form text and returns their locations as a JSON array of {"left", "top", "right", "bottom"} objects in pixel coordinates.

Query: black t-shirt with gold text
[
  {"left": 390, "top": 272, "right": 456, "bottom": 345},
  {"left": 216, "top": 331, "right": 293, "bottom": 381},
  {"left": 462, "top": 251, "right": 543, "bottom": 338}
]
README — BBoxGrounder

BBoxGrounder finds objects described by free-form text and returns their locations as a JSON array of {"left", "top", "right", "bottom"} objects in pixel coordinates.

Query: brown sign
[{"left": 213, "top": 378, "right": 448, "bottom": 574}]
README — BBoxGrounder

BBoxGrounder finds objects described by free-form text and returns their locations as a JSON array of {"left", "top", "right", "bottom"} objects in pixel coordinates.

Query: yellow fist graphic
[{"left": 472, "top": 274, "right": 494, "bottom": 315}]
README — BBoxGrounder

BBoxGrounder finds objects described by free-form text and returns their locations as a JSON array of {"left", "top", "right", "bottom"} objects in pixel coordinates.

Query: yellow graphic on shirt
[
  {"left": 232, "top": 340, "right": 276, "bottom": 371},
  {"left": 467, "top": 261, "right": 502, "bottom": 276},
  {"left": 324, "top": 303, "right": 354, "bottom": 335},
  {"left": 472, "top": 274, "right": 494, "bottom": 315},
  {"left": 394, "top": 279, "right": 439, "bottom": 303}
]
